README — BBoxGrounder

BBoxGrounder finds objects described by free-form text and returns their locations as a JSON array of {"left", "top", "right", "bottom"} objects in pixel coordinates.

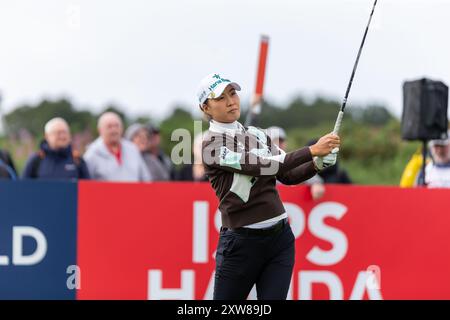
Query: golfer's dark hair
[{"left": 199, "top": 99, "right": 212, "bottom": 121}]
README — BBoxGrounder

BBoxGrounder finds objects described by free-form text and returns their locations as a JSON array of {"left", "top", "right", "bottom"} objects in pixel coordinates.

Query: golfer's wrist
[{"left": 309, "top": 146, "right": 318, "bottom": 157}]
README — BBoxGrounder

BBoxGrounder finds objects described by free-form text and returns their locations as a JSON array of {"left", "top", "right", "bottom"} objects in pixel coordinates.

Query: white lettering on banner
[
  {"left": 193, "top": 202, "right": 209, "bottom": 263},
  {"left": 300, "top": 271, "right": 344, "bottom": 300},
  {"left": 0, "top": 255, "right": 9, "bottom": 265},
  {"left": 12, "top": 226, "right": 47, "bottom": 266},
  {"left": 306, "top": 202, "right": 348, "bottom": 266},
  {"left": 284, "top": 203, "right": 306, "bottom": 238},
  {"left": 202, "top": 272, "right": 294, "bottom": 301},
  {"left": 150, "top": 269, "right": 381, "bottom": 300},
  {"left": 157, "top": 201, "right": 382, "bottom": 300},
  {"left": 203, "top": 271, "right": 215, "bottom": 300},
  {"left": 148, "top": 270, "right": 195, "bottom": 300},
  {"left": 299, "top": 270, "right": 383, "bottom": 300},
  {"left": 350, "top": 271, "right": 383, "bottom": 300},
  {"left": 366, "top": 265, "right": 381, "bottom": 290}
]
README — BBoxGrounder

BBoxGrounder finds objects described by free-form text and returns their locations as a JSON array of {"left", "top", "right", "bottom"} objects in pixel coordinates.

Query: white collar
[{"left": 209, "top": 120, "right": 244, "bottom": 136}]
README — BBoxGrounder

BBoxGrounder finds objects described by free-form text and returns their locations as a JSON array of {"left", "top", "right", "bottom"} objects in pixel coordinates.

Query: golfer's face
[{"left": 206, "top": 85, "right": 240, "bottom": 123}]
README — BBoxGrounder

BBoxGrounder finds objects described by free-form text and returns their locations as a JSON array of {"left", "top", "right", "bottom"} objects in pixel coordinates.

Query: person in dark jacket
[
  {"left": 22, "top": 117, "right": 90, "bottom": 180},
  {"left": 307, "top": 138, "right": 352, "bottom": 184},
  {"left": 145, "top": 124, "right": 175, "bottom": 181},
  {"left": 0, "top": 148, "right": 18, "bottom": 180},
  {"left": 175, "top": 131, "right": 208, "bottom": 182}
]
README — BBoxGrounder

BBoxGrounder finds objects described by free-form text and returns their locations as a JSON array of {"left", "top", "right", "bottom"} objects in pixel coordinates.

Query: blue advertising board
[{"left": 0, "top": 181, "right": 77, "bottom": 299}]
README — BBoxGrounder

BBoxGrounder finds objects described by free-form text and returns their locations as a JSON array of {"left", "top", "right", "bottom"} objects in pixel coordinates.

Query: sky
[{"left": 0, "top": 0, "right": 449, "bottom": 124}]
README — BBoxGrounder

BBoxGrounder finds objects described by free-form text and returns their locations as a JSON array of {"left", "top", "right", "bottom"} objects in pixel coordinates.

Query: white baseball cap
[
  {"left": 430, "top": 130, "right": 450, "bottom": 146},
  {"left": 197, "top": 73, "right": 241, "bottom": 105}
]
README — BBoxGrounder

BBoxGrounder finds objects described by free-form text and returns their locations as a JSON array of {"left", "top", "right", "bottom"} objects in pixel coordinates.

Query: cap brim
[
  {"left": 430, "top": 139, "right": 450, "bottom": 146},
  {"left": 433, "top": 142, "right": 450, "bottom": 146},
  {"left": 209, "top": 82, "right": 241, "bottom": 100}
]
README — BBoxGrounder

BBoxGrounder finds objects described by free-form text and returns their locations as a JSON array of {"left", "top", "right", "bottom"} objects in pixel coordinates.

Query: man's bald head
[
  {"left": 98, "top": 112, "right": 122, "bottom": 130},
  {"left": 97, "top": 112, "right": 123, "bottom": 146},
  {"left": 44, "top": 117, "right": 71, "bottom": 150}
]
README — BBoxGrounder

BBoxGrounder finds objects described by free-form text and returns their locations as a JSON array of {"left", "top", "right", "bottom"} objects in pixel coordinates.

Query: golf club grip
[{"left": 333, "top": 111, "right": 344, "bottom": 135}]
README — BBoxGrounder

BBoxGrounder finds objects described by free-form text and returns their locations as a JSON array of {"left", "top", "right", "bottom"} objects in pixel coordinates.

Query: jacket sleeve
[
  {"left": 139, "top": 156, "right": 152, "bottom": 182},
  {"left": 276, "top": 161, "right": 318, "bottom": 185},
  {"left": 82, "top": 150, "right": 98, "bottom": 180},
  {"left": 78, "top": 159, "right": 91, "bottom": 180},
  {"left": 202, "top": 133, "right": 313, "bottom": 177},
  {"left": 269, "top": 141, "right": 318, "bottom": 185},
  {"left": 4, "top": 151, "right": 18, "bottom": 176},
  {"left": 21, "top": 154, "right": 39, "bottom": 179}
]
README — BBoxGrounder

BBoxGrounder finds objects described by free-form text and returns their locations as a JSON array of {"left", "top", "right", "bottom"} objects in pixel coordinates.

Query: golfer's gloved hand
[{"left": 313, "top": 152, "right": 337, "bottom": 171}]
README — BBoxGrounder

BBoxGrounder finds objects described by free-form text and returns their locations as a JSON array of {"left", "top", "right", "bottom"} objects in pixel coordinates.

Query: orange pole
[{"left": 255, "top": 35, "right": 269, "bottom": 96}]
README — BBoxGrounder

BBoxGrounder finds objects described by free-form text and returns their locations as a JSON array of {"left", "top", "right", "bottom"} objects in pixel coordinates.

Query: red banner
[{"left": 77, "top": 182, "right": 450, "bottom": 300}]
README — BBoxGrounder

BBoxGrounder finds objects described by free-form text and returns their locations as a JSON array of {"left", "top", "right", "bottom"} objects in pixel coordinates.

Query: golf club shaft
[{"left": 333, "top": 0, "right": 378, "bottom": 136}]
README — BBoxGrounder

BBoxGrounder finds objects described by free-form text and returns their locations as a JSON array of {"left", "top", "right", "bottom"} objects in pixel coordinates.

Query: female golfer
[{"left": 197, "top": 73, "right": 340, "bottom": 300}]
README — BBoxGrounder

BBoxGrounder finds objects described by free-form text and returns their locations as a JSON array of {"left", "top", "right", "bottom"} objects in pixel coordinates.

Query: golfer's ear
[{"left": 201, "top": 103, "right": 209, "bottom": 113}]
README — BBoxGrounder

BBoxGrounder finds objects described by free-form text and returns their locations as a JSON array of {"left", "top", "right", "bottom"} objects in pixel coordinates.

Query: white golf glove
[{"left": 313, "top": 152, "right": 338, "bottom": 171}]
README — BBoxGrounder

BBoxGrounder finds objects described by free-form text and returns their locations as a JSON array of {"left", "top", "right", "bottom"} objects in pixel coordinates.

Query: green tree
[
  {"left": 158, "top": 107, "right": 200, "bottom": 157},
  {"left": 3, "top": 99, "right": 97, "bottom": 138}
]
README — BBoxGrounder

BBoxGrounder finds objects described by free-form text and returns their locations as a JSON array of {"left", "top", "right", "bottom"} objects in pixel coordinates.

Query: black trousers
[{"left": 213, "top": 219, "right": 295, "bottom": 300}]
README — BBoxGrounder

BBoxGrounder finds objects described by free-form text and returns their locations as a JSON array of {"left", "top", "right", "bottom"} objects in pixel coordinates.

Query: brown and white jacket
[{"left": 202, "top": 120, "right": 317, "bottom": 228}]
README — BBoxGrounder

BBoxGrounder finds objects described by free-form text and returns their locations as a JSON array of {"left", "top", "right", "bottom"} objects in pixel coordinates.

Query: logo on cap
[{"left": 197, "top": 73, "right": 240, "bottom": 105}]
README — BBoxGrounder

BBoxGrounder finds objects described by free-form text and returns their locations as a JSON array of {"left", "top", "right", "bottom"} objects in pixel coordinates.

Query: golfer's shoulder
[
  {"left": 202, "top": 130, "right": 226, "bottom": 149},
  {"left": 246, "top": 126, "right": 271, "bottom": 144}
]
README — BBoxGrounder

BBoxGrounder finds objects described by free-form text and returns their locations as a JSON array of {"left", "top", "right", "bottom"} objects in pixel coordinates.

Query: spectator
[
  {"left": 125, "top": 123, "right": 173, "bottom": 181},
  {"left": 84, "top": 112, "right": 151, "bottom": 182},
  {"left": 400, "top": 146, "right": 426, "bottom": 187},
  {"left": 125, "top": 123, "right": 149, "bottom": 153},
  {"left": 266, "top": 126, "right": 287, "bottom": 151},
  {"left": 144, "top": 124, "right": 174, "bottom": 181},
  {"left": 176, "top": 131, "right": 208, "bottom": 181},
  {"left": 22, "top": 117, "right": 90, "bottom": 180},
  {"left": 425, "top": 134, "right": 450, "bottom": 188},
  {"left": 0, "top": 148, "right": 18, "bottom": 180},
  {"left": 299, "top": 137, "right": 351, "bottom": 200},
  {"left": 307, "top": 138, "right": 352, "bottom": 184},
  {"left": 266, "top": 126, "right": 326, "bottom": 200}
]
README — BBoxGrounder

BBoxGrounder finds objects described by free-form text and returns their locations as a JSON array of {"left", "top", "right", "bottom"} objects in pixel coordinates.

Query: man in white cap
[{"left": 425, "top": 132, "right": 450, "bottom": 188}]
